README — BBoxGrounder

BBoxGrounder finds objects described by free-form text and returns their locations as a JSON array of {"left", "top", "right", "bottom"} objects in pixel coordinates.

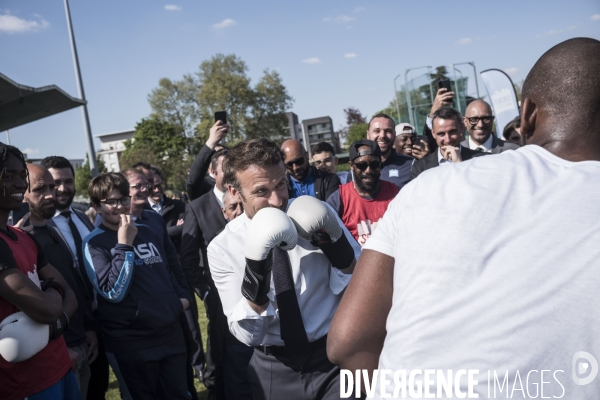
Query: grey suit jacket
[{"left": 461, "top": 135, "right": 520, "bottom": 154}]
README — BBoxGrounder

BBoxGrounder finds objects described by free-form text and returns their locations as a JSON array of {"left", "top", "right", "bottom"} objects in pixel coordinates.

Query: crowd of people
[{"left": 0, "top": 37, "right": 598, "bottom": 400}]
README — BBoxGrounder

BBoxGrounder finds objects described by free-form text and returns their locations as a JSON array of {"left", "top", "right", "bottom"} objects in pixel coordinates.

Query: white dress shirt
[
  {"left": 207, "top": 201, "right": 361, "bottom": 347},
  {"left": 53, "top": 207, "right": 91, "bottom": 264},
  {"left": 148, "top": 196, "right": 163, "bottom": 214},
  {"left": 468, "top": 134, "right": 493, "bottom": 152},
  {"left": 213, "top": 186, "right": 225, "bottom": 208}
]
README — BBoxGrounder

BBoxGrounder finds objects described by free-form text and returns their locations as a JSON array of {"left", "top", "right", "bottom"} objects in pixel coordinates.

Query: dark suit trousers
[{"left": 248, "top": 345, "right": 345, "bottom": 400}]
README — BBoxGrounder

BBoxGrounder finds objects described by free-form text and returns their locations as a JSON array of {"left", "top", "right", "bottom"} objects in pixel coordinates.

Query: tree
[
  {"left": 337, "top": 108, "right": 367, "bottom": 148},
  {"left": 346, "top": 123, "right": 369, "bottom": 148},
  {"left": 119, "top": 117, "right": 191, "bottom": 191},
  {"left": 246, "top": 69, "right": 294, "bottom": 144},
  {"left": 75, "top": 154, "right": 107, "bottom": 197},
  {"left": 148, "top": 54, "right": 293, "bottom": 148},
  {"left": 148, "top": 75, "right": 200, "bottom": 153}
]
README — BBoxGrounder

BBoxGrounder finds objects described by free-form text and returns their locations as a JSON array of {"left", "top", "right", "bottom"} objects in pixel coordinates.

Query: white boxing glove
[
  {"left": 0, "top": 311, "right": 49, "bottom": 363},
  {"left": 287, "top": 195, "right": 355, "bottom": 270},
  {"left": 245, "top": 207, "right": 298, "bottom": 261},
  {"left": 286, "top": 195, "right": 342, "bottom": 242},
  {"left": 242, "top": 207, "right": 298, "bottom": 305}
]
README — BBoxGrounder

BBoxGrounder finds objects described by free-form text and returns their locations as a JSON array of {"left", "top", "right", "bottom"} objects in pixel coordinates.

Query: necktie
[
  {"left": 272, "top": 246, "right": 311, "bottom": 368},
  {"left": 476, "top": 147, "right": 485, "bottom": 152},
  {"left": 61, "top": 211, "right": 93, "bottom": 296}
]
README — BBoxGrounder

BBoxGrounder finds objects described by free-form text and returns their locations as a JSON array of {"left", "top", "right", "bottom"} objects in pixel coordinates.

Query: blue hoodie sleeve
[{"left": 83, "top": 234, "right": 136, "bottom": 303}]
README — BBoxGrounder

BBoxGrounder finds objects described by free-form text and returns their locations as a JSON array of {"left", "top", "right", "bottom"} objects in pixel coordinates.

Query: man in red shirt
[
  {"left": 326, "top": 140, "right": 399, "bottom": 247},
  {"left": 0, "top": 143, "right": 80, "bottom": 400}
]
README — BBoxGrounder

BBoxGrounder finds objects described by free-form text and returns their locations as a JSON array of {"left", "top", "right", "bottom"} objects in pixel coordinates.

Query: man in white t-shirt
[{"left": 328, "top": 37, "right": 600, "bottom": 399}]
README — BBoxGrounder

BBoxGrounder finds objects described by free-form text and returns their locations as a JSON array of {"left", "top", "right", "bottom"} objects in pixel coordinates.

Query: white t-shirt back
[{"left": 364, "top": 145, "right": 600, "bottom": 399}]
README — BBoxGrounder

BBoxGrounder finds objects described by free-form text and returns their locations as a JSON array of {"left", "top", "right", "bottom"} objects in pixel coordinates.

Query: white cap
[{"left": 395, "top": 123, "right": 416, "bottom": 135}]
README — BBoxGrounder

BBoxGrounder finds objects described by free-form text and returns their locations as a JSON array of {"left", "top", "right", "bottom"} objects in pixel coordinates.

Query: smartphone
[
  {"left": 214, "top": 111, "right": 227, "bottom": 125},
  {"left": 438, "top": 79, "right": 452, "bottom": 92}
]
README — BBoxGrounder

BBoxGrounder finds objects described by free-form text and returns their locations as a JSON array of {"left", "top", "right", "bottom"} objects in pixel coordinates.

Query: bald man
[
  {"left": 25, "top": 163, "right": 98, "bottom": 398},
  {"left": 462, "top": 99, "right": 520, "bottom": 153},
  {"left": 329, "top": 38, "right": 600, "bottom": 398},
  {"left": 280, "top": 139, "right": 340, "bottom": 201}
]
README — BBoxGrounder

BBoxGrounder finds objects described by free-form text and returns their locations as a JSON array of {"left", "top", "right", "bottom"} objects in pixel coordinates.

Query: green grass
[{"left": 105, "top": 295, "right": 210, "bottom": 400}]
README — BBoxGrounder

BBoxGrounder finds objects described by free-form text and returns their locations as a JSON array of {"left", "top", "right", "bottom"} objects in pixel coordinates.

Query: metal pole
[
  {"left": 393, "top": 74, "right": 402, "bottom": 123},
  {"left": 64, "top": 0, "right": 98, "bottom": 176},
  {"left": 5, "top": 130, "right": 10, "bottom": 145}
]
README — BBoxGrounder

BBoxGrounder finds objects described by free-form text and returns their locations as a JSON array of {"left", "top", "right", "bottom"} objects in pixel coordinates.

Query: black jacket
[
  {"left": 411, "top": 146, "right": 486, "bottom": 179},
  {"left": 180, "top": 191, "right": 227, "bottom": 299},
  {"left": 186, "top": 144, "right": 216, "bottom": 201},
  {"left": 460, "top": 135, "right": 520, "bottom": 154},
  {"left": 287, "top": 166, "right": 340, "bottom": 201},
  {"left": 145, "top": 196, "right": 186, "bottom": 252}
]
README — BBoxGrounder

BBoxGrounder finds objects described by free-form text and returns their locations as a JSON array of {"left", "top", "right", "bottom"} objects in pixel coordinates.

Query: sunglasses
[
  {"left": 353, "top": 161, "right": 381, "bottom": 171},
  {"left": 285, "top": 157, "right": 306, "bottom": 168},
  {"left": 100, "top": 196, "right": 131, "bottom": 209}
]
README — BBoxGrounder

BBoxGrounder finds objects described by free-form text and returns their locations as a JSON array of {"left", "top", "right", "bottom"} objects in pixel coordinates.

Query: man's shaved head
[
  {"left": 521, "top": 37, "right": 600, "bottom": 158},
  {"left": 27, "top": 163, "right": 52, "bottom": 183},
  {"left": 465, "top": 100, "right": 492, "bottom": 115},
  {"left": 281, "top": 139, "right": 310, "bottom": 181},
  {"left": 281, "top": 139, "right": 306, "bottom": 155}
]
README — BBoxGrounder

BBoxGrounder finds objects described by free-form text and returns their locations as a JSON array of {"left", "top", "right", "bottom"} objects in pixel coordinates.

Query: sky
[{"left": 1, "top": 0, "right": 599, "bottom": 160}]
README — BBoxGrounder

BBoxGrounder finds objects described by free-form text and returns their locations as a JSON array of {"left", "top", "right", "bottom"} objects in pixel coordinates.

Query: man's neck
[
  {"left": 353, "top": 180, "right": 381, "bottom": 198},
  {"left": 130, "top": 204, "right": 144, "bottom": 218},
  {"left": 0, "top": 210, "right": 9, "bottom": 231},
  {"left": 470, "top": 134, "right": 490, "bottom": 147},
  {"left": 380, "top": 149, "right": 392, "bottom": 163},
  {"left": 29, "top": 213, "right": 46, "bottom": 226},
  {"left": 101, "top": 221, "right": 119, "bottom": 231}
]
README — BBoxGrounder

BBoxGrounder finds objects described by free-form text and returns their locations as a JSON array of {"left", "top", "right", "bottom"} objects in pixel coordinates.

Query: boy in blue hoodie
[{"left": 82, "top": 173, "right": 190, "bottom": 399}]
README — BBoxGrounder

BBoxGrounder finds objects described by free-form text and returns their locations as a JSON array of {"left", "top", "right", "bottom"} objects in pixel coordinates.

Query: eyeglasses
[
  {"left": 313, "top": 157, "right": 335, "bottom": 167},
  {"left": 465, "top": 116, "right": 494, "bottom": 125},
  {"left": 284, "top": 157, "right": 306, "bottom": 168},
  {"left": 352, "top": 161, "right": 381, "bottom": 171},
  {"left": 100, "top": 196, "right": 131, "bottom": 209},
  {"left": 129, "top": 183, "right": 151, "bottom": 191}
]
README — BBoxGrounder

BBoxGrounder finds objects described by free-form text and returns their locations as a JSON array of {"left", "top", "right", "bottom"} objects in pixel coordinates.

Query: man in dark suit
[
  {"left": 412, "top": 107, "right": 486, "bottom": 179},
  {"left": 41, "top": 156, "right": 109, "bottom": 400},
  {"left": 145, "top": 166, "right": 186, "bottom": 252},
  {"left": 187, "top": 120, "right": 230, "bottom": 201},
  {"left": 461, "top": 99, "right": 520, "bottom": 154},
  {"left": 180, "top": 149, "right": 253, "bottom": 400}
]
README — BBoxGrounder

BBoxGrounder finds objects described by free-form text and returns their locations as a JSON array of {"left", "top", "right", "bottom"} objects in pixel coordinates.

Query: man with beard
[
  {"left": 145, "top": 166, "right": 186, "bottom": 253},
  {"left": 327, "top": 140, "right": 398, "bottom": 247},
  {"left": 207, "top": 138, "right": 360, "bottom": 400},
  {"left": 411, "top": 107, "right": 485, "bottom": 179},
  {"left": 365, "top": 114, "right": 413, "bottom": 190},
  {"left": 1, "top": 144, "right": 79, "bottom": 399},
  {"left": 461, "top": 100, "right": 520, "bottom": 153},
  {"left": 25, "top": 163, "right": 99, "bottom": 398},
  {"left": 41, "top": 155, "right": 109, "bottom": 400},
  {"left": 280, "top": 139, "right": 340, "bottom": 201}
]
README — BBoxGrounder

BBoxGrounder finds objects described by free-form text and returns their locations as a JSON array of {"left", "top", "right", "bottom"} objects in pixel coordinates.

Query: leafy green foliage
[
  {"left": 346, "top": 123, "right": 369, "bottom": 148},
  {"left": 75, "top": 154, "right": 107, "bottom": 197}
]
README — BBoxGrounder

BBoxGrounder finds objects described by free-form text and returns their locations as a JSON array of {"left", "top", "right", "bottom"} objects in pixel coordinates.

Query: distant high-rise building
[
  {"left": 95, "top": 129, "right": 134, "bottom": 172},
  {"left": 301, "top": 116, "right": 340, "bottom": 157},
  {"left": 286, "top": 112, "right": 304, "bottom": 144}
]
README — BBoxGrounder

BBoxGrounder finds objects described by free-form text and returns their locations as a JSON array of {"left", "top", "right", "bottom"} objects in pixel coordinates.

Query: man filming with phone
[{"left": 186, "top": 112, "right": 230, "bottom": 201}]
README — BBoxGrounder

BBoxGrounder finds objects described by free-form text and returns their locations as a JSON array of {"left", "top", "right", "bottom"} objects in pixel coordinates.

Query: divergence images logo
[{"left": 572, "top": 351, "right": 598, "bottom": 386}]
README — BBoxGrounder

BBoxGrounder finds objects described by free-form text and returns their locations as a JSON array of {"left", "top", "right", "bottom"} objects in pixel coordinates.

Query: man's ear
[
  {"left": 520, "top": 97, "right": 537, "bottom": 145},
  {"left": 333, "top": 157, "right": 339, "bottom": 166},
  {"left": 229, "top": 184, "right": 242, "bottom": 203}
]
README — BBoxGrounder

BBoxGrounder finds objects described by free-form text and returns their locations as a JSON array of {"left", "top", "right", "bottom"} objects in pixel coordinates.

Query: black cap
[{"left": 349, "top": 139, "right": 382, "bottom": 161}]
